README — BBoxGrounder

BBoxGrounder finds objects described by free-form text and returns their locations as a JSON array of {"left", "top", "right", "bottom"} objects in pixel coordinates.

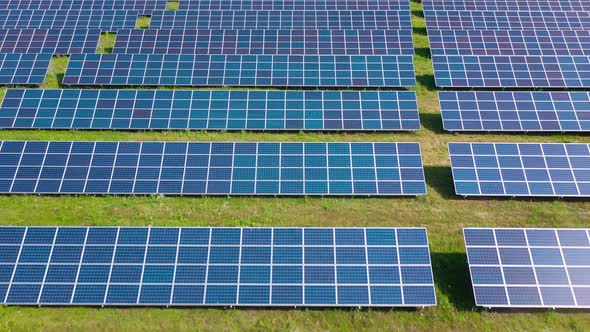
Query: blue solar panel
[
  {"left": 62, "top": 54, "right": 416, "bottom": 87},
  {"left": 440, "top": 91, "right": 590, "bottom": 132},
  {"left": 0, "top": 9, "right": 138, "bottom": 29},
  {"left": 423, "top": 0, "right": 590, "bottom": 11},
  {"left": 0, "top": 89, "right": 420, "bottom": 131},
  {"left": 0, "top": 226, "right": 436, "bottom": 307},
  {"left": 464, "top": 228, "right": 590, "bottom": 308},
  {"left": 429, "top": 30, "right": 590, "bottom": 56},
  {"left": 0, "top": 53, "right": 51, "bottom": 85},
  {"left": 449, "top": 142, "right": 590, "bottom": 197},
  {"left": 424, "top": 10, "right": 590, "bottom": 30},
  {"left": 112, "top": 29, "right": 414, "bottom": 55},
  {"left": 178, "top": 0, "right": 410, "bottom": 10},
  {"left": 149, "top": 10, "right": 412, "bottom": 29},
  {"left": 0, "top": 0, "right": 166, "bottom": 14},
  {"left": 432, "top": 55, "right": 590, "bottom": 87},
  {"left": 0, "top": 28, "right": 100, "bottom": 54},
  {"left": 0, "top": 141, "right": 427, "bottom": 196}
]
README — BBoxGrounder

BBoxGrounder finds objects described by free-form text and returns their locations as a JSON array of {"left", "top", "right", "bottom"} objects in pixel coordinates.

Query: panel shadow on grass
[
  {"left": 420, "top": 112, "right": 445, "bottom": 134},
  {"left": 431, "top": 252, "right": 476, "bottom": 311},
  {"left": 413, "top": 26, "right": 428, "bottom": 36},
  {"left": 424, "top": 166, "right": 457, "bottom": 199},
  {"left": 416, "top": 74, "right": 436, "bottom": 91}
]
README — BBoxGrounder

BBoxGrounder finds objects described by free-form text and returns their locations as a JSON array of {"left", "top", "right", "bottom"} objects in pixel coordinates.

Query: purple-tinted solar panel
[
  {"left": 0, "top": 9, "right": 138, "bottom": 30},
  {"left": 0, "top": 28, "right": 100, "bottom": 54},
  {"left": 0, "top": 0, "right": 166, "bottom": 14},
  {"left": 423, "top": 0, "right": 590, "bottom": 12},
  {"left": 177, "top": 0, "right": 410, "bottom": 10}
]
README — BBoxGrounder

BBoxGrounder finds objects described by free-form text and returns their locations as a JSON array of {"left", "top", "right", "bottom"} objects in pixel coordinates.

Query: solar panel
[
  {"left": 0, "top": 141, "right": 427, "bottom": 196},
  {"left": 439, "top": 91, "right": 590, "bottom": 132},
  {"left": 423, "top": 10, "right": 590, "bottom": 30},
  {"left": 464, "top": 228, "right": 590, "bottom": 308},
  {"left": 423, "top": 0, "right": 590, "bottom": 12},
  {"left": 178, "top": 0, "right": 410, "bottom": 10},
  {"left": 0, "top": 28, "right": 100, "bottom": 54},
  {"left": 0, "top": 9, "right": 139, "bottom": 30},
  {"left": 0, "top": 53, "right": 51, "bottom": 85},
  {"left": 0, "top": 226, "right": 436, "bottom": 307},
  {"left": 0, "top": 0, "right": 166, "bottom": 14},
  {"left": 449, "top": 142, "right": 590, "bottom": 197},
  {"left": 112, "top": 29, "right": 415, "bottom": 55},
  {"left": 149, "top": 10, "right": 412, "bottom": 30},
  {"left": 432, "top": 55, "right": 590, "bottom": 88},
  {"left": 62, "top": 54, "right": 416, "bottom": 87},
  {"left": 428, "top": 30, "right": 590, "bottom": 56},
  {"left": 0, "top": 89, "right": 420, "bottom": 131}
]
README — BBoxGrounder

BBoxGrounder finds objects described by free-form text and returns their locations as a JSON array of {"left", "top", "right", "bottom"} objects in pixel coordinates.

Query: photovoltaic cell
[
  {"left": 62, "top": 54, "right": 416, "bottom": 87},
  {"left": 178, "top": 0, "right": 410, "bottom": 11},
  {"left": 0, "top": 0, "right": 167, "bottom": 14},
  {"left": 0, "top": 29, "right": 100, "bottom": 54},
  {"left": 0, "top": 89, "right": 420, "bottom": 131},
  {"left": 0, "top": 9, "right": 139, "bottom": 30},
  {"left": 428, "top": 30, "right": 590, "bottom": 56},
  {"left": 423, "top": 10, "right": 590, "bottom": 30},
  {"left": 432, "top": 55, "right": 590, "bottom": 88},
  {"left": 0, "top": 53, "right": 51, "bottom": 85},
  {"left": 449, "top": 142, "right": 590, "bottom": 197},
  {"left": 149, "top": 10, "right": 412, "bottom": 30},
  {"left": 0, "top": 226, "right": 435, "bottom": 307},
  {"left": 439, "top": 91, "right": 590, "bottom": 132},
  {"left": 423, "top": 0, "right": 590, "bottom": 12},
  {"left": 464, "top": 228, "right": 590, "bottom": 308},
  {"left": 112, "top": 29, "right": 415, "bottom": 55},
  {"left": 0, "top": 141, "right": 427, "bottom": 196}
]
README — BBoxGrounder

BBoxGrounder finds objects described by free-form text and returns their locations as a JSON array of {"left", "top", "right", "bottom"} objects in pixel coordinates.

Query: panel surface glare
[
  {"left": 0, "top": 141, "right": 427, "bottom": 196},
  {"left": 464, "top": 228, "right": 590, "bottom": 308},
  {"left": 0, "top": 226, "right": 436, "bottom": 307}
]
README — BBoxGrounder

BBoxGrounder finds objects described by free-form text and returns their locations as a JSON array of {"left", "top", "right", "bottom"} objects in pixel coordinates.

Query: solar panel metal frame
[
  {"left": 0, "top": 89, "right": 421, "bottom": 131},
  {"left": 464, "top": 227, "right": 590, "bottom": 308},
  {"left": 448, "top": 142, "right": 590, "bottom": 197},
  {"left": 0, "top": 9, "right": 139, "bottom": 30},
  {"left": 0, "top": 226, "right": 437, "bottom": 307},
  {"left": 439, "top": 91, "right": 590, "bottom": 132},
  {"left": 0, "top": 53, "right": 51, "bottom": 86},
  {"left": 0, "top": 28, "right": 100, "bottom": 54},
  {"left": 112, "top": 29, "right": 415, "bottom": 55},
  {"left": 177, "top": 0, "right": 411, "bottom": 11},
  {"left": 0, "top": 0, "right": 166, "bottom": 14},
  {"left": 423, "top": 0, "right": 590, "bottom": 12},
  {"left": 0, "top": 141, "right": 427, "bottom": 196},
  {"left": 62, "top": 54, "right": 417, "bottom": 87}
]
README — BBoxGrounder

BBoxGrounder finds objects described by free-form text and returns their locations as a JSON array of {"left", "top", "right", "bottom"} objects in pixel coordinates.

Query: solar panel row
[
  {"left": 432, "top": 55, "right": 590, "bottom": 88},
  {"left": 439, "top": 91, "right": 590, "bottom": 132},
  {"left": 0, "top": 226, "right": 436, "bottom": 306},
  {"left": 423, "top": 0, "right": 590, "bottom": 12},
  {"left": 177, "top": 0, "right": 411, "bottom": 11},
  {"left": 62, "top": 54, "right": 416, "bottom": 87},
  {"left": 149, "top": 10, "right": 411, "bottom": 30},
  {"left": 0, "top": 9, "right": 138, "bottom": 30},
  {"left": 423, "top": 10, "right": 590, "bottom": 31},
  {"left": 0, "top": 141, "right": 427, "bottom": 196},
  {"left": 0, "top": 0, "right": 167, "bottom": 14},
  {"left": 0, "top": 53, "right": 51, "bottom": 85},
  {"left": 0, "top": 28, "right": 100, "bottom": 54},
  {"left": 112, "top": 29, "right": 415, "bottom": 55},
  {"left": 428, "top": 30, "right": 590, "bottom": 56},
  {"left": 464, "top": 228, "right": 590, "bottom": 308},
  {"left": 449, "top": 143, "right": 590, "bottom": 197},
  {"left": 0, "top": 89, "right": 420, "bottom": 131}
]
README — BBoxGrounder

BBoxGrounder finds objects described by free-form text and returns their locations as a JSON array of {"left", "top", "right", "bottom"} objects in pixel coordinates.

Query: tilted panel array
[
  {"left": 0, "top": 89, "right": 420, "bottom": 131},
  {"left": 428, "top": 30, "right": 590, "bottom": 56},
  {"left": 178, "top": 0, "right": 411, "bottom": 11},
  {"left": 0, "top": 28, "right": 100, "bottom": 54},
  {"left": 0, "top": 141, "right": 427, "bottom": 196},
  {"left": 0, "top": 0, "right": 167, "bottom": 14},
  {"left": 149, "top": 10, "right": 412, "bottom": 30},
  {"left": 423, "top": 0, "right": 590, "bottom": 12},
  {"left": 112, "top": 29, "right": 415, "bottom": 55},
  {"left": 464, "top": 228, "right": 590, "bottom": 308},
  {"left": 439, "top": 91, "right": 590, "bottom": 132},
  {"left": 0, "top": 226, "right": 436, "bottom": 307},
  {"left": 62, "top": 54, "right": 416, "bottom": 87},
  {"left": 432, "top": 55, "right": 590, "bottom": 88},
  {"left": 0, "top": 9, "right": 139, "bottom": 30},
  {"left": 0, "top": 53, "right": 51, "bottom": 85},
  {"left": 423, "top": 11, "right": 590, "bottom": 31},
  {"left": 449, "top": 143, "right": 590, "bottom": 197}
]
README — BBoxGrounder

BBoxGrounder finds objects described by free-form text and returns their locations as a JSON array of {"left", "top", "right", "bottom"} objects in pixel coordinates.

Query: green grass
[
  {"left": 165, "top": 1, "right": 179, "bottom": 10},
  {"left": 0, "top": 1, "right": 589, "bottom": 331},
  {"left": 97, "top": 33, "right": 117, "bottom": 54},
  {"left": 136, "top": 16, "right": 151, "bottom": 29}
]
